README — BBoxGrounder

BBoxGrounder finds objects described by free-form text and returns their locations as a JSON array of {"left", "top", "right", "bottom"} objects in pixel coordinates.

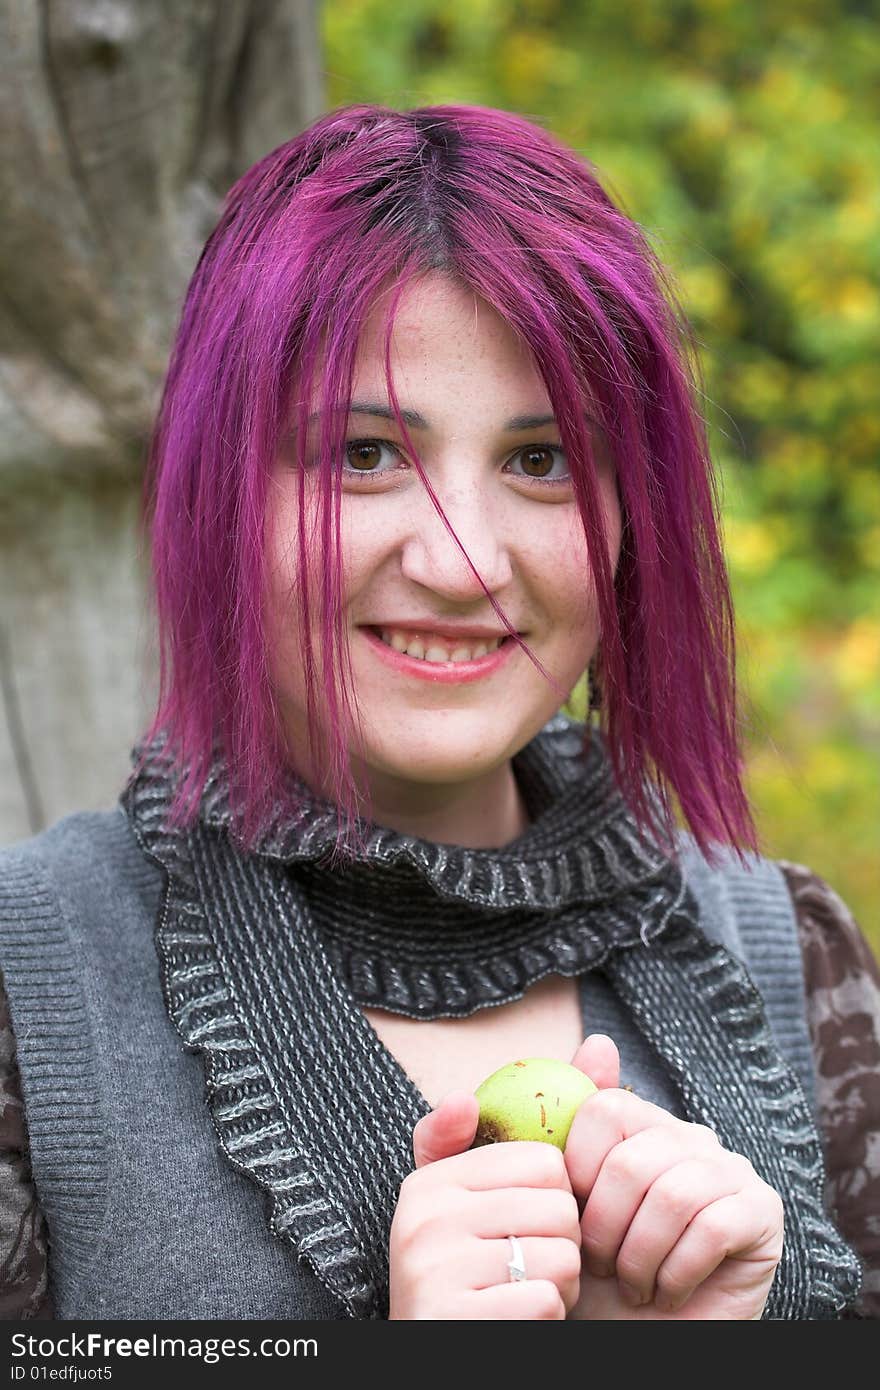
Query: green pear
[{"left": 471, "top": 1057, "right": 598, "bottom": 1151}]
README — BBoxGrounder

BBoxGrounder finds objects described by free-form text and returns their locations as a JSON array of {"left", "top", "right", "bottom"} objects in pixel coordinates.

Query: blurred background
[{"left": 0, "top": 0, "right": 876, "bottom": 952}]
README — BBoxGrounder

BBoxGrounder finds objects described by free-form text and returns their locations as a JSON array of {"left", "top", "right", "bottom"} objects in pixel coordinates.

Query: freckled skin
[{"left": 266, "top": 272, "right": 621, "bottom": 847}]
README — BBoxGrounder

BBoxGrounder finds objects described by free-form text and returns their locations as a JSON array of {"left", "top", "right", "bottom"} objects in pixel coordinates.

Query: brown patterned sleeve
[
  {"left": 779, "top": 861, "right": 880, "bottom": 1320},
  {"left": 0, "top": 974, "right": 53, "bottom": 1320}
]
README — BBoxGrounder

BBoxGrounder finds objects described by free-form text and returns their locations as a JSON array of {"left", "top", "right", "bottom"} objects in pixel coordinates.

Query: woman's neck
[{"left": 345, "top": 758, "right": 532, "bottom": 849}]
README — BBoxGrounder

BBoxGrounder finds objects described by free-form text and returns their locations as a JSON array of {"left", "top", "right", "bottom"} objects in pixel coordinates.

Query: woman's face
[{"left": 267, "top": 272, "right": 621, "bottom": 830}]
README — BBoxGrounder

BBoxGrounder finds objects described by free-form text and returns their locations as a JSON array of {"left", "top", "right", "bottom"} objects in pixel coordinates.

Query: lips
[{"left": 359, "top": 624, "right": 518, "bottom": 684}]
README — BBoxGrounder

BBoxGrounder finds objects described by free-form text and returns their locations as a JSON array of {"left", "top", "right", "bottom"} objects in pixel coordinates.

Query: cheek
[
  {"left": 336, "top": 498, "right": 415, "bottom": 608},
  {"left": 602, "top": 474, "right": 624, "bottom": 574},
  {"left": 264, "top": 492, "right": 378, "bottom": 655},
  {"left": 264, "top": 496, "right": 308, "bottom": 682},
  {"left": 545, "top": 485, "right": 621, "bottom": 652},
  {"left": 557, "top": 489, "right": 620, "bottom": 595},
  {"left": 578, "top": 470, "right": 623, "bottom": 591}
]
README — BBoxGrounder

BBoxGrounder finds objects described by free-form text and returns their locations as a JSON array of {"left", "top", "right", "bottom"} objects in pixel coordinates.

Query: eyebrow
[{"left": 305, "top": 401, "right": 563, "bottom": 432}]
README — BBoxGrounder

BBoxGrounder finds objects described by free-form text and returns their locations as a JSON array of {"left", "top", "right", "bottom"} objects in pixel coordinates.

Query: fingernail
[{"left": 618, "top": 1280, "right": 644, "bottom": 1307}]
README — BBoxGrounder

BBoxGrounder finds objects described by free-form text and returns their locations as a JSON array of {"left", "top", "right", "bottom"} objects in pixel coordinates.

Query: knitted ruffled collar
[
  {"left": 135, "top": 714, "right": 692, "bottom": 1019},
  {"left": 196, "top": 713, "right": 669, "bottom": 903}
]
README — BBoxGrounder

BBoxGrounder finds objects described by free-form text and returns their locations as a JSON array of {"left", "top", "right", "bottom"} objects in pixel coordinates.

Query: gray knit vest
[{"left": 0, "top": 715, "right": 861, "bottom": 1319}]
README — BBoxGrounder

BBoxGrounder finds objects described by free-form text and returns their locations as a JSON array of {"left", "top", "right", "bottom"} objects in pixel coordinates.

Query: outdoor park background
[
  {"left": 321, "top": 0, "right": 878, "bottom": 954},
  {"left": 0, "top": 2, "right": 875, "bottom": 957}
]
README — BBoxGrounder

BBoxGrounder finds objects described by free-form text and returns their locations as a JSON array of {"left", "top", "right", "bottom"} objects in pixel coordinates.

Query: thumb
[
  {"left": 570, "top": 1032, "right": 620, "bottom": 1091},
  {"left": 413, "top": 1090, "right": 479, "bottom": 1168}
]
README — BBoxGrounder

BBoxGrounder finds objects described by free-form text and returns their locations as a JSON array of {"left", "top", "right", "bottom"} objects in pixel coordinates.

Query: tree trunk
[{"left": 0, "top": 0, "right": 325, "bottom": 843}]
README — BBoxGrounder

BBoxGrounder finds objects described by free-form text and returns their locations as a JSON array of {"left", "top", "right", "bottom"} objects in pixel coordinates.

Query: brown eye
[
  {"left": 346, "top": 441, "right": 384, "bottom": 472},
  {"left": 508, "top": 445, "right": 570, "bottom": 485},
  {"left": 520, "top": 447, "right": 555, "bottom": 478}
]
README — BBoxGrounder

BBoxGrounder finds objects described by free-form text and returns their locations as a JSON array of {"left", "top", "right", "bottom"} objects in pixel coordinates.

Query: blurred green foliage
[{"left": 321, "top": 0, "right": 879, "bottom": 955}]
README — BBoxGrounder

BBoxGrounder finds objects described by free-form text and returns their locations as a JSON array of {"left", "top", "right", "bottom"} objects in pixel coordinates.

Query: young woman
[{"left": 0, "top": 104, "right": 877, "bottom": 1321}]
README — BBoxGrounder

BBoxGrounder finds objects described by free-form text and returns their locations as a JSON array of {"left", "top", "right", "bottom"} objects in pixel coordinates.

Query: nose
[{"left": 398, "top": 478, "right": 515, "bottom": 603}]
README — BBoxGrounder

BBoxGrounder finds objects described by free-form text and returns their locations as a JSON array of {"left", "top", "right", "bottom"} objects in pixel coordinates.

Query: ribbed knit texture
[
  {"left": 116, "top": 712, "right": 861, "bottom": 1320},
  {"left": 0, "top": 859, "right": 108, "bottom": 1284},
  {"left": 608, "top": 936, "right": 848, "bottom": 1318}
]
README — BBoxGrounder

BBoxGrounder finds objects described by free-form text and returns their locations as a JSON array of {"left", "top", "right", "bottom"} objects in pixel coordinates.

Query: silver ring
[{"left": 506, "top": 1234, "right": 527, "bottom": 1283}]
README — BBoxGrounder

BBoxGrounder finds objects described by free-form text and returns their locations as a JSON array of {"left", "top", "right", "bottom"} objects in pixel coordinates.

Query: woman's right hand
[{"left": 388, "top": 1092, "right": 582, "bottom": 1319}]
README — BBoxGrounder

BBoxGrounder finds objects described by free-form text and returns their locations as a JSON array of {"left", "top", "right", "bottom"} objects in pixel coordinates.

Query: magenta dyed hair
[{"left": 139, "top": 102, "right": 758, "bottom": 865}]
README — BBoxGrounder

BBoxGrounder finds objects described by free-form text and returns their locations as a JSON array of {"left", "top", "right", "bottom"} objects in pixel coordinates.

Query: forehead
[{"left": 350, "top": 272, "right": 549, "bottom": 399}]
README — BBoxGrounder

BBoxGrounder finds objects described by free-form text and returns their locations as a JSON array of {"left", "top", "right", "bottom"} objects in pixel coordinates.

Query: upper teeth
[{"left": 379, "top": 628, "right": 505, "bottom": 663}]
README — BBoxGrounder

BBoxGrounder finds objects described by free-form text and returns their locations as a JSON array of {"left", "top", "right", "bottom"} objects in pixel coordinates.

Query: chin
[
  {"left": 360, "top": 728, "right": 506, "bottom": 782},
  {"left": 373, "top": 751, "right": 488, "bottom": 785}
]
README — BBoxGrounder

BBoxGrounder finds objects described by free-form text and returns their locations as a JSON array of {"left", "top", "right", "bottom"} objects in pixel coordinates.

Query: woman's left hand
[{"left": 564, "top": 1035, "right": 785, "bottom": 1320}]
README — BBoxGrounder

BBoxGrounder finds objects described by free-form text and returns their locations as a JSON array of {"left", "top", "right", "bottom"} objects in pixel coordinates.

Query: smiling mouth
[{"left": 364, "top": 626, "right": 517, "bottom": 664}]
